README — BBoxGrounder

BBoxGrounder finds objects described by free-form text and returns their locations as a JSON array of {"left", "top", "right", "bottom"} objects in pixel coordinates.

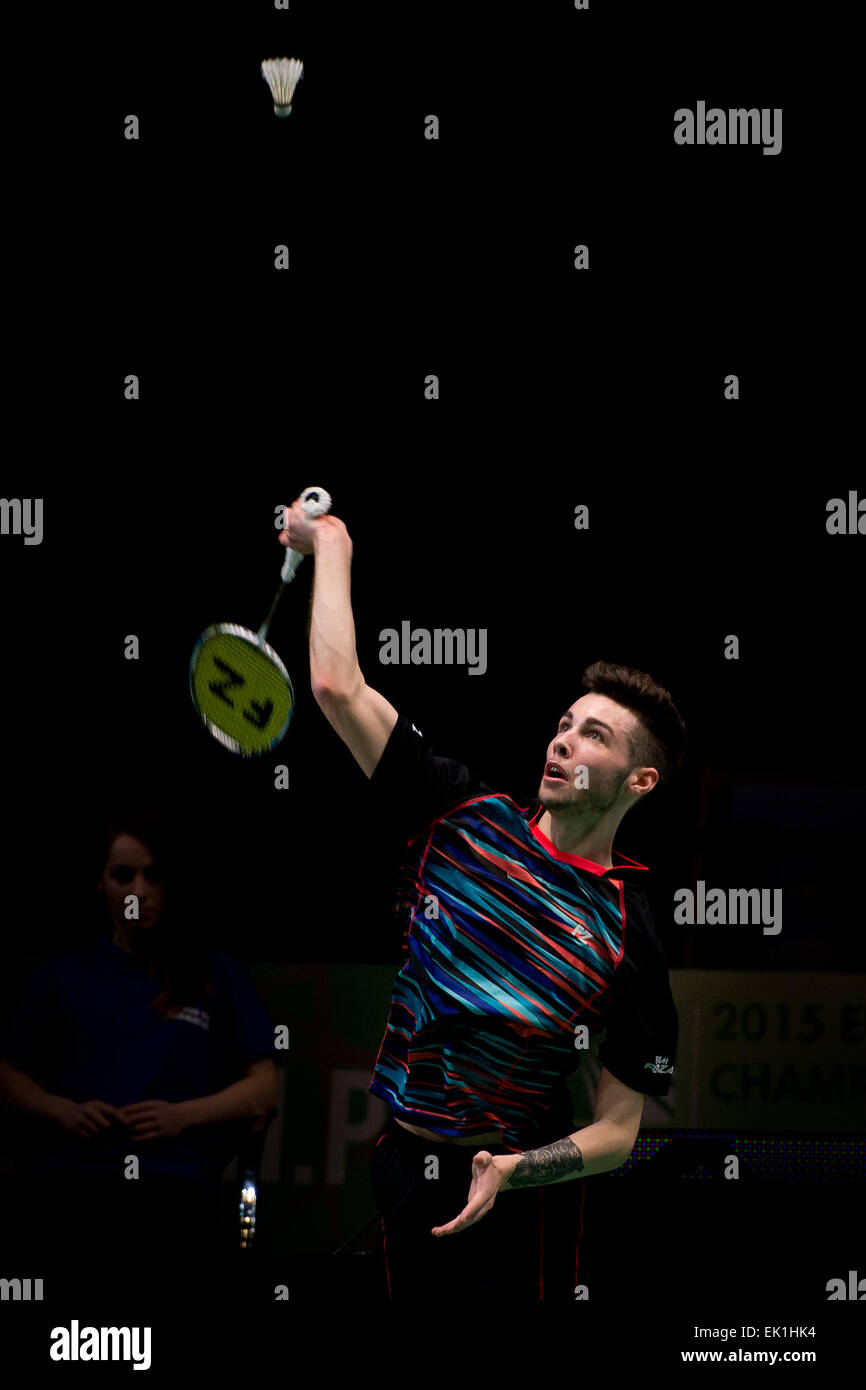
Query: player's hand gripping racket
[{"left": 189, "top": 486, "right": 332, "bottom": 755}]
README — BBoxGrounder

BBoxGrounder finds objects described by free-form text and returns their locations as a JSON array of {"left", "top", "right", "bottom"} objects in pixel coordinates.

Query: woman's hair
[
  {"left": 95, "top": 809, "right": 214, "bottom": 1019},
  {"left": 579, "top": 660, "right": 688, "bottom": 794}
]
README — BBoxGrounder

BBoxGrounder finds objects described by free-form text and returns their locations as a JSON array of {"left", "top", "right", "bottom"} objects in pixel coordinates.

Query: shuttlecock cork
[{"left": 261, "top": 58, "right": 304, "bottom": 117}]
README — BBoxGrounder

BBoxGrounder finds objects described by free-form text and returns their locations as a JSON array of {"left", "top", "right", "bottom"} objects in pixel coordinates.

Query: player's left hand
[
  {"left": 115, "top": 1100, "right": 188, "bottom": 1140},
  {"left": 431, "top": 1151, "right": 512, "bottom": 1237}
]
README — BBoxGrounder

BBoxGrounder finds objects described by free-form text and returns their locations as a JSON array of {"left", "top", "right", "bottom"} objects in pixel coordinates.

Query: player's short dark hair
[{"left": 579, "top": 660, "right": 687, "bottom": 791}]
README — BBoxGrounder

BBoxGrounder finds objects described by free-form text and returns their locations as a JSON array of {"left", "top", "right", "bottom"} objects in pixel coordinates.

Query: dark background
[
  {"left": 1, "top": 0, "right": 859, "bottom": 1013},
  {"left": 1, "top": 0, "right": 861, "bottom": 1360},
  {"left": 3, "top": 469, "right": 862, "bottom": 974}
]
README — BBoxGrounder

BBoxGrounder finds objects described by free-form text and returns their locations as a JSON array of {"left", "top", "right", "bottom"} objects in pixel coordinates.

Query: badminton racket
[{"left": 189, "top": 485, "right": 332, "bottom": 755}]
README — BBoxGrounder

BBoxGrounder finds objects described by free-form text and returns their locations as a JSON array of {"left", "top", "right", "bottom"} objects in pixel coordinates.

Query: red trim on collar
[{"left": 527, "top": 808, "right": 648, "bottom": 874}]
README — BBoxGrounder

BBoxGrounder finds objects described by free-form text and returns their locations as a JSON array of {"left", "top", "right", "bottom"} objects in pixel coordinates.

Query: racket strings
[{"left": 190, "top": 628, "right": 294, "bottom": 755}]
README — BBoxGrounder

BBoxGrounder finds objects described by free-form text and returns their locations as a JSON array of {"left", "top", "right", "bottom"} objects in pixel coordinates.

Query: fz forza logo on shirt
[{"left": 644, "top": 1055, "right": 674, "bottom": 1075}]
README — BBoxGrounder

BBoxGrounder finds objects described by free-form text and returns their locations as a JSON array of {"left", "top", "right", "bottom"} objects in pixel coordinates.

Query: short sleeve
[
  {"left": 209, "top": 954, "right": 276, "bottom": 1079},
  {"left": 598, "top": 893, "right": 678, "bottom": 1097},
  {"left": 368, "top": 713, "right": 494, "bottom": 845}
]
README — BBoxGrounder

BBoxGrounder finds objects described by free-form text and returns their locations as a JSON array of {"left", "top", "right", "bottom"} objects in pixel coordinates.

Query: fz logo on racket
[
  {"left": 208, "top": 656, "right": 244, "bottom": 707},
  {"left": 208, "top": 656, "right": 275, "bottom": 730},
  {"left": 190, "top": 484, "right": 330, "bottom": 756},
  {"left": 190, "top": 624, "right": 295, "bottom": 756}
]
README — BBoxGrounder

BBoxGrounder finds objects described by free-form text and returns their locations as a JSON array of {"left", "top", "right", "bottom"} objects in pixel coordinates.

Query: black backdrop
[
  {"left": 3, "top": 469, "right": 862, "bottom": 972},
  {"left": 1, "top": 0, "right": 860, "bottom": 1088},
  {"left": 1, "top": 0, "right": 861, "bottom": 1364}
]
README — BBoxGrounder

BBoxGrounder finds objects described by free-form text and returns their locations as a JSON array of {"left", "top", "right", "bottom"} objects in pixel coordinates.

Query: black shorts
[{"left": 370, "top": 1117, "right": 585, "bottom": 1302}]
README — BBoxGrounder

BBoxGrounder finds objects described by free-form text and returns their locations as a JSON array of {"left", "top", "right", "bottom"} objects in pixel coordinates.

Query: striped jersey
[{"left": 368, "top": 714, "right": 678, "bottom": 1151}]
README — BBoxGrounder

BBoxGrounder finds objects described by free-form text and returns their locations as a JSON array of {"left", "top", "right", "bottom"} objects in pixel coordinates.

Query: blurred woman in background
[{"left": 0, "top": 809, "right": 278, "bottom": 1296}]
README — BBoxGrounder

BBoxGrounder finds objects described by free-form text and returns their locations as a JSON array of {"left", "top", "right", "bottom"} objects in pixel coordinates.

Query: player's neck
[{"left": 535, "top": 809, "right": 615, "bottom": 870}]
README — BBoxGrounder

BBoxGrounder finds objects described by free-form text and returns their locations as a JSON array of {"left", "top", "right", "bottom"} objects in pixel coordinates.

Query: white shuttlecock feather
[{"left": 261, "top": 58, "right": 304, "bottom": 117}]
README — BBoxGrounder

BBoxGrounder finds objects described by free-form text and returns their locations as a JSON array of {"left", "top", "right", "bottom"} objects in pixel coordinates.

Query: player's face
[
  {"left": 99, "top": 834, "right": 166, "bottom": 929},
  {"left": 539, "top": 694, "right": 637, "bottom": 813}
]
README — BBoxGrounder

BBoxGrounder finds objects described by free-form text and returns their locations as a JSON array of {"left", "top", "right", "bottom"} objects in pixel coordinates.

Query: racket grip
[
  {"left": 280, "top": 486, "right": 332, "bottom": 583},
  {"left": 280, "top": 548, "right": 305, "bottom": 584}
]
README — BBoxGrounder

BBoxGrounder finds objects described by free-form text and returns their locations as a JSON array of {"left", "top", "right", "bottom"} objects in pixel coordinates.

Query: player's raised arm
[{"left": 278, "top": 501, "right": 398, "bottom": 779}]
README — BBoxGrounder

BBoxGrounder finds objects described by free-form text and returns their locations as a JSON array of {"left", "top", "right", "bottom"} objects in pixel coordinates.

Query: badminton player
[{"left": 279, "top": 499, "right": 686, "bottom": 1302}]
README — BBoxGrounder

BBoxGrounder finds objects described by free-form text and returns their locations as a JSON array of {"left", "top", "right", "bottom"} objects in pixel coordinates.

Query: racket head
[{"left": 189, "top": 623, "right": 294, "bottom": 756}]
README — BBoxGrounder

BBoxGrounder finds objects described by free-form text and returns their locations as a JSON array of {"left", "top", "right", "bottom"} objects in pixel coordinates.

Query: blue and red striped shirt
[{"left": 368, "top": 714, "right": 678, "bottom": 1151}]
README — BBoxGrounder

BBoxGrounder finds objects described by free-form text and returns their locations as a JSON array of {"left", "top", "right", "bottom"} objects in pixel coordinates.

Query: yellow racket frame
[{"left": 189, "top": 622, "right": 295, "bottom": 756}]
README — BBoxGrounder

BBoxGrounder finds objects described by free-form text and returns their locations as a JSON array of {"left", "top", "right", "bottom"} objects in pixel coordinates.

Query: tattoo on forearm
[{"left": 508, "top": 1138, "right": 584, "bottom": 1188}]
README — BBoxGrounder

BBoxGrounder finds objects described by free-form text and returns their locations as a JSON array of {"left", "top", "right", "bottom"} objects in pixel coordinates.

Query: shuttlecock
[{"left": 261, "top": 58, "right": 304, "bottom": 117}]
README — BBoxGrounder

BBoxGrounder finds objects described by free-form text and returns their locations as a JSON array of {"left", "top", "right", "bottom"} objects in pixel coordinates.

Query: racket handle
[{"left": 280, "top": 486, "right": 332, "bottom": 583}]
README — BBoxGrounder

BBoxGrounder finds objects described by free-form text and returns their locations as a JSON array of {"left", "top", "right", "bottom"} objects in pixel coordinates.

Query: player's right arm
[{"left": 299, "top": 514, "right": 398, "bottom": 779}]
